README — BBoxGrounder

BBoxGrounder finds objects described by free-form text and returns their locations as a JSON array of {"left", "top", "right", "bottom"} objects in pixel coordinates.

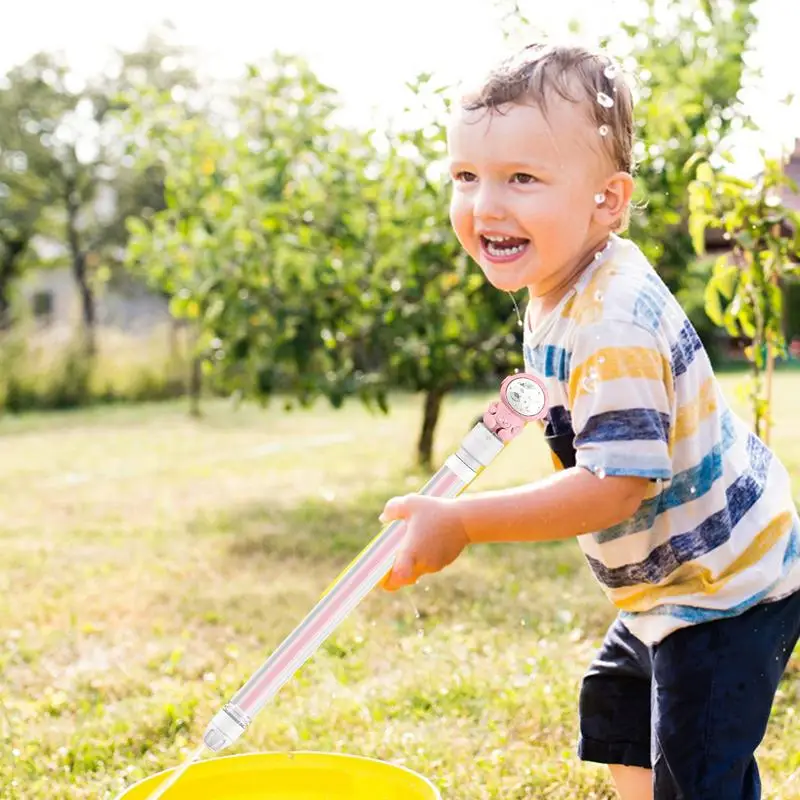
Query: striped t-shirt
[{"left": 523, "top": 234, "right": 800, "bottom": 645}]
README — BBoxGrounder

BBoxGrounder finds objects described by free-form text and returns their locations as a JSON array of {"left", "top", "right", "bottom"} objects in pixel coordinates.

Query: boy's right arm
[{"left": 455, "top": 465, "right": 649, "bottom": 544}]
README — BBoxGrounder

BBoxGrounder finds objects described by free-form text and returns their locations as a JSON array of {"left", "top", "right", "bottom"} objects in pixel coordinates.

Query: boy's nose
[{"left": 473, "top": 186, "right": 505, "bottom": 221}]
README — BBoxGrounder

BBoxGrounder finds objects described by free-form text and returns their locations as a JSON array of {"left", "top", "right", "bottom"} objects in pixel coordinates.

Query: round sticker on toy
[{"left": 502, "top": 374, "right": 548, "bottom": 420}]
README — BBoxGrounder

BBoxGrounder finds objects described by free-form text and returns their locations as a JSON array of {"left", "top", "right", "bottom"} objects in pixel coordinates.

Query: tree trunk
[
  {"left": 189, "top": 355, "right": 203, "bottom": 417},
  {"left": 752, "top": 342, "right": 764, "bottom": 441},
  {"left": 0, "top": 239, "right": 26, "bottom": 329},
  {"left": 417, "top": 387, "right": 446, "bottom": 468},
  {"left": 65, "top": 183, "right": 97, "bottom": 355},
  {"left": 764, "top": 341, "right": 774, "bottom": 446},
  {"left": 763, "top": 269, "right": 782, "bottom": 447}
]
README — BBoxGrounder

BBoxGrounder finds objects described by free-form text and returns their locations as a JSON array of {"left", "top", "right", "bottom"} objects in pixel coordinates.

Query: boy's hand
[{"left": 379, "top": 494, "right": 469, "bottom": 591}]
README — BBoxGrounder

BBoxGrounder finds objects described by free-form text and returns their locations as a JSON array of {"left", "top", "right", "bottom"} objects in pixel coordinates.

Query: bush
[{"left": 0, "top": 324, "right": 191, "bottom": 413}]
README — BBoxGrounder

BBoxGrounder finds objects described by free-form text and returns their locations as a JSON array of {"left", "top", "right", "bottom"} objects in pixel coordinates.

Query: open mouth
[{"left": 480, "top": 234, "right": 530, "bottom": 262}]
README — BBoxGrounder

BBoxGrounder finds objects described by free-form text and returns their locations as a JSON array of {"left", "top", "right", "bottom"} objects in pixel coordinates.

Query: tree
[
  {"left": 689, "top": 156, "right": 800, "bottom": 443},
  {"left": 619, "top": 0, "right": 759, "bottom": 293},
  {"left": 0, "top": 31, "right": 196, "bottom": 352},
  {"left": 123, "top": 55, "right": 392, "bottom": 415},
  {"left": 0, "top": 57, "right": 68, "bottom": 326},
  {"left": 122, "top": 59, "right": 522, "bottom": 465}
]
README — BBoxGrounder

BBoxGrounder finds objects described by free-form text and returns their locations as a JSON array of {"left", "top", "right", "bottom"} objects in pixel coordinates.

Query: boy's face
[{"left": 447, "top": 98, "right": 608, "bottom": 295}]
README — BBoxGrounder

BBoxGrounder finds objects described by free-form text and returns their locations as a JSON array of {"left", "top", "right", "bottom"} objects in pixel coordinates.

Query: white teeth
[
  {"left": 484, "top": 234, "right": 513, "bottom": 242},
  {"left": 486, "top": 242, "right": 526, "bottom": 257}
]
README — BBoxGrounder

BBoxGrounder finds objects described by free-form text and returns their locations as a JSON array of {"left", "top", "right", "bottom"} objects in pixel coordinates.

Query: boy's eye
[
  {"left": 453, "top": 170, "right": 478, "bottom": 183},
  {"left": 511, "top": 173, "right": 537, "bottom": 184}
]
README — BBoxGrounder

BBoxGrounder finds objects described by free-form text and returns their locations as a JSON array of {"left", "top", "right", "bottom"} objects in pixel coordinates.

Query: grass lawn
[{"left": 1, "top": 372, "right": 798, "bottom": 799}]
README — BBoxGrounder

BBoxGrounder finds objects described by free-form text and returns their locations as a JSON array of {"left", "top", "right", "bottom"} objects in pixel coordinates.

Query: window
[{"left": 32, "top": 290, "right": 54, "bottom": 324}]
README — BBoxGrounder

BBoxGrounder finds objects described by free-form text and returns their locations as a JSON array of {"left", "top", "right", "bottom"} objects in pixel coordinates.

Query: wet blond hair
[{"left": 461, "top": 43, "right": 636, "bottom": 231}]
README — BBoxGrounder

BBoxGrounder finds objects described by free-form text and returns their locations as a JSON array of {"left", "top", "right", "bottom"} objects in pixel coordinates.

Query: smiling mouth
[{"left": 480, "top": 234, "right": 530, "bottom": 262}]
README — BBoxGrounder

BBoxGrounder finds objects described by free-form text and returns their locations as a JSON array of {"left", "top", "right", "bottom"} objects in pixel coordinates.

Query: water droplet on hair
[
  {"left": 597, "top": 92, "right": 615, "bottom": 109},
  {"left": 598, "top": 124, "right": 610, "bottom": 136},
  {"left": 604, "top": 64, "right": 618, "bottom": 80}
]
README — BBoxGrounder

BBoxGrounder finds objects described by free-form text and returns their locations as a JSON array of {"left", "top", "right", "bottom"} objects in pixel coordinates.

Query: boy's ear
[{"left": 595, "top": 172, "right": 634, "bottom": 227}]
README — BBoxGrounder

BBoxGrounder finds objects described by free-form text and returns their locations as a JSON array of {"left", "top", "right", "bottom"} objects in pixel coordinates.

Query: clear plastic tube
[
  {"left": 239, "top": 464, "right": 466, "bottom": 711},
  {"left": 201, "top": 372, "right": 548, "bottom": 754}
]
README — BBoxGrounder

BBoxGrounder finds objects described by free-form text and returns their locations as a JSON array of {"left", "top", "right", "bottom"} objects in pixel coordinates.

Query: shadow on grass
[
  {"left": 193, "top": 480, "right": 592, "bottom": 583},
  {"left": 188, "top": 481, "right": 617, "bottom": 639},
  {"left": 191, "top": 480, "right": 408, "bottom": 563}
]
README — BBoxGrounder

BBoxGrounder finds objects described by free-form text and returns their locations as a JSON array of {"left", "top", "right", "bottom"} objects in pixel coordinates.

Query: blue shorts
[{"left": 578, "top": 590, "right": 800, "bottom": 799}]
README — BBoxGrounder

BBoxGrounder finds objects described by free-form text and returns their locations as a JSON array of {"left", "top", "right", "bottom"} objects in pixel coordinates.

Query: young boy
[{"left": 379, "top": 44, "right": 800, "bottom": 799}]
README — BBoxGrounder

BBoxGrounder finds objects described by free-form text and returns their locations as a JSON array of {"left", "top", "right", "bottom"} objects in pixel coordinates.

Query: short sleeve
[{"left": 567, "top": 319, "right": 674, "bottom": 481}]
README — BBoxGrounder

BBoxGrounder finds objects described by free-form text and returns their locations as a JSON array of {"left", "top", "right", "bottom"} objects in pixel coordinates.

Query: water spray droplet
[
  {"left": 690, "top": 486, "right": 697, "bottom": 495},
  {"left": 582, "top": 368, "right": 599, "bottom": 394},
  {"left": 599, "top": 124, "right": 610, "bottom": 136},
  {"left": 406, "top": 595, "right": 421, "bottom": 620},
  {"left": 595, "top": 466, "right": 607, "bottom": 480},
  {"left": 597, "top": 92, "right": 615, "bottom": 109},
  {"left": 594, "top": 290, "right": 604, "bottom": 302}
]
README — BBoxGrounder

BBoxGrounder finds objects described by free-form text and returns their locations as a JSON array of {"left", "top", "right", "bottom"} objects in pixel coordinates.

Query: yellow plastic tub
[{"left": 117, "top": 752, "right": 441, "bottom": 799}]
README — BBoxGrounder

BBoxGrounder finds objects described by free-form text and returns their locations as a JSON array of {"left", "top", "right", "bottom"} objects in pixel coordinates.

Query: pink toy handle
[{"left": 483, "top": 373, "right": 548, "bottom": 442}]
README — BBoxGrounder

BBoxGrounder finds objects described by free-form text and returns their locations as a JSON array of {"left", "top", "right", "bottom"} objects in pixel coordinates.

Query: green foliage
[
  {"left": 616, "top": 0, "right": 758, "bottom": 291},
  {"left": 0, "top": 55, "right": 69, "bottom": 321},
  {"left": 124, "top": 55, "right": 392, "bottom": 411},
  {"left": 689, "top": 155, "right": 800, "bottom": 438},
  {"left": 121, "top": 60, "right": 521, "bottom": 465},
  {"left": 0, "top": 33, "right": 196, "bottom": 346}
]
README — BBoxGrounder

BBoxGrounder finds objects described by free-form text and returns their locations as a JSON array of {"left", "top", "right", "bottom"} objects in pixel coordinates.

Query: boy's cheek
[
  {"left": 449, "top": 198, "right": 471, "bottom": 234},
  {"left": 450, "top": 218, "right": 477, "bottom": 259}
]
